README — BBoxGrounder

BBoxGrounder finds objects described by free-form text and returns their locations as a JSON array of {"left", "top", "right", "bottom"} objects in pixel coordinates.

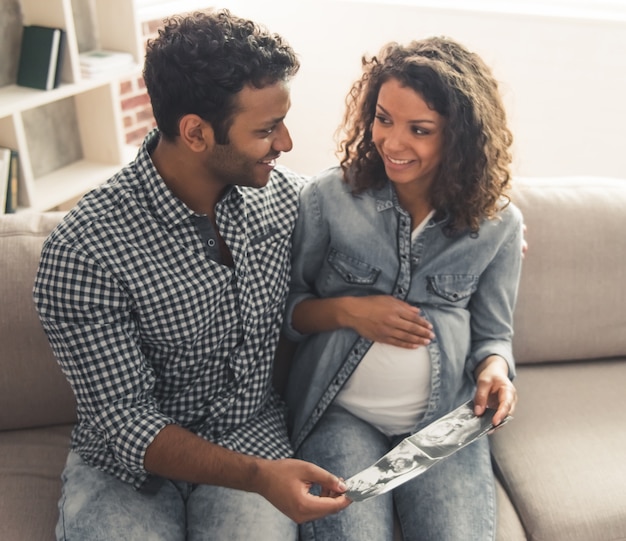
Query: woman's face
[{"left": 372, "top": 78, "right": 445, "bottom": 194}]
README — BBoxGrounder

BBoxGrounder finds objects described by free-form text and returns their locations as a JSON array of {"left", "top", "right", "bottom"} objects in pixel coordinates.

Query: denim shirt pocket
[
  {"left": 426, "top": 274, "right": 479, "bottom": 307},
  {"left": 327, "top": 247, "right": 381, "bottom": 285}
]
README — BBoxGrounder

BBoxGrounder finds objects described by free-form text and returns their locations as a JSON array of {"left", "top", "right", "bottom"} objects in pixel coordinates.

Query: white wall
[{"left": 223, "top": 0, "right": 626, "bottom": 178}]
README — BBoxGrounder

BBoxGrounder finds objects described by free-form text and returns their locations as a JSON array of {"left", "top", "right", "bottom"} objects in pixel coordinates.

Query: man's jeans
[
  {"left": 55, "top": 451, "right": 297, "bottom": 541},
  {"left": 297, "top": 405, "right": 496, "bottom": 541}
]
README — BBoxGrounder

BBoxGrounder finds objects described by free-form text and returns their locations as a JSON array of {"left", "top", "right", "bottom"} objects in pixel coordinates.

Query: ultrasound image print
[{"left": 345, "top": 401, "right": 510, "bottom": 501}]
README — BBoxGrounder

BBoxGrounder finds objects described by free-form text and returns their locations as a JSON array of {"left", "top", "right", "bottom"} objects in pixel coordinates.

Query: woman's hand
[
  {"left": 473, "top": 355, "right": 517, "bottom": 426},
  {"left": 291, "top": 295, "right": 434, "bottom": 348},
  {"left": 343, "top": 295, "right": 435, "bottom": 348}
]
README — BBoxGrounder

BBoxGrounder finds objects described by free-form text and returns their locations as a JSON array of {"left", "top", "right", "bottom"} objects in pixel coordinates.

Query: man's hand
[
  {"left": 343, "top": 296, "right": 435, "bottom": 348},
  {"left": 254, "top": 458, "right": 351, "bottom": 524},
  {"left": 473, "top": 355, "right": 517, "bottom": 426},
  {"left": 144, "top": 425, "right": 349, "bottom": 524}
]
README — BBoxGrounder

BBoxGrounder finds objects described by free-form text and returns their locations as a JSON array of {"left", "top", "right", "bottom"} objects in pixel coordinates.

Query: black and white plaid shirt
[{"left": 34, "top": 130, "right": 305, "bottom": 489}]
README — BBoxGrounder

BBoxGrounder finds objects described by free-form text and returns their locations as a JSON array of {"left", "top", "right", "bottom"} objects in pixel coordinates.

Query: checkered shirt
[{"left": 33, "top": 130, "right": 305, "bottom": 489}]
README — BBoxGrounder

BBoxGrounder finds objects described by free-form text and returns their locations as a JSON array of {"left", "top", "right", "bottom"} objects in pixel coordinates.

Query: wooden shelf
[
  {"left": 31, "top": 145, "right": 138, "bottom": 211},
  {"left": 1, "top": 0, "right": 143, "bottom": 212}
]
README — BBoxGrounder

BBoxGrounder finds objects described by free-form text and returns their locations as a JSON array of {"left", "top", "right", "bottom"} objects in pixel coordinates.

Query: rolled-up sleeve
[
  {"left": 467, "top": 206, "right": 524, "bottom": 380},
  {"left": 34, "top": 238, "right": 175, "bottom": 477}
]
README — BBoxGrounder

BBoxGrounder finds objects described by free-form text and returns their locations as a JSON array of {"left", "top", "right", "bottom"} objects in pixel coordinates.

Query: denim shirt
[{"left": 283, "top": 166, "right": 524, "bottom": 451}]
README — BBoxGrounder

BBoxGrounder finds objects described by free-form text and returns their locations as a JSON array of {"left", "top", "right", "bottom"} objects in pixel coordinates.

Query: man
[{"left": 33, "top": 10, "right": 349, "bottom": 540}]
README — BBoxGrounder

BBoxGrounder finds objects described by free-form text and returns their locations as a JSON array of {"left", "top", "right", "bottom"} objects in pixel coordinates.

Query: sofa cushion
[
  {"left": 491, "top": 358, "right": 626, "bottom": 541},
  {"left": 0, "top": 424, "right": 72, "bottom": 541},
  {"left": 0, "top": 212, "right": 75, "bottom": 430},
  {"left": 510, "top": 177, "right": 626, "bottom": 364},
  {"left": 494, "top": 476, "right": 526, "bottom": 541}
]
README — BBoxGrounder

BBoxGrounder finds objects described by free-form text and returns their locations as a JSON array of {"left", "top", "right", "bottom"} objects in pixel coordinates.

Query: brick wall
[{"left": 119, "top": 18, "right": 162, "bottom": 147}]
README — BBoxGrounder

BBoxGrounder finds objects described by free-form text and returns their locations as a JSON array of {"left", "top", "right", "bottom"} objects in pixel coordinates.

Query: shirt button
[{"left": 207, "top": 239, "right": 216, "bottom": 247}]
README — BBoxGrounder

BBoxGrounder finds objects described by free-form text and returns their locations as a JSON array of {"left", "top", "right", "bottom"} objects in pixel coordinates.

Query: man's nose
[{"left": 274, "top": 123, "right": 293, "bottom": 153}]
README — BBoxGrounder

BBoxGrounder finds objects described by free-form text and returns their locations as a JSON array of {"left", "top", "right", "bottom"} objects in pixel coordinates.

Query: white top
[{"left": 334, "top": 211, "right": 435, "bottom": 436}]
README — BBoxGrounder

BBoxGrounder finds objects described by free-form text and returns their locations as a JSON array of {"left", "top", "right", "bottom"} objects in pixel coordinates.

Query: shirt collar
[
  {"left": 133, "top": 129, "right": 243, "bottom": 228},
  {"left": 373, "top": 181, "right": 449, "bottom": 226}
]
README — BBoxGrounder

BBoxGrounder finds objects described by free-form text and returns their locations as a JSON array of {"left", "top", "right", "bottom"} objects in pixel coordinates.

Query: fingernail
[{"left": 338, "top": 480, "right": 347, "bottom": 491}]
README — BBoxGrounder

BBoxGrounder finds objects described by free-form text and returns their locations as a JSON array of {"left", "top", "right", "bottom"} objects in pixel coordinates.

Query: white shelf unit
[{"left": 0, "top": 0, "right": 143, "bottom": 211}]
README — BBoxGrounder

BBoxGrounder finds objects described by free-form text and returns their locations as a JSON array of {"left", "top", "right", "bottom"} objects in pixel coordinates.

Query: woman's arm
[
  {"left": 292, "top": 295, "right": 434, "bottom": 348},
  {"left": 469, "top": 208, "right": 525, "bottom": 424}
]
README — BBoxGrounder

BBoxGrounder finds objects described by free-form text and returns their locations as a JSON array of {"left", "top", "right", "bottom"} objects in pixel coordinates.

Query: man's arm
[
  {"left": 144, "top": 424, "right": 351, "bottom": 523},
  {"left": 35, "top": 237, "right": 350, "bottom": 523}
]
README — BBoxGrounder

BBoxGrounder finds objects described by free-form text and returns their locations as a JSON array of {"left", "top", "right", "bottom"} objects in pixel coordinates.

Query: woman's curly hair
[
  {"left": 143, "top": 9, "right": 299, "bottom": 143},
  {"left": 338, "top": 36, "right": 513, "bottom": 233}
]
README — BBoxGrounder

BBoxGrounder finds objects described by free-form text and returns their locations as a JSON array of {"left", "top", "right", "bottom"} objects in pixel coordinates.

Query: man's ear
[{"left": 179, "top": 114, "right": 214, "bottom": 152}]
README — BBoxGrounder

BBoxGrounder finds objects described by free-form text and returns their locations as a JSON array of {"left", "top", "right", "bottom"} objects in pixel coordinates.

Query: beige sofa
[{"left": 1, "top": 177, "right": 625, "bottom": 541}]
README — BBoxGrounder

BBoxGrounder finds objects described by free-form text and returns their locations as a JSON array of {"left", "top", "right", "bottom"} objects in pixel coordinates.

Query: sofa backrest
[
  {"left": 1, "top": 177, "right": 624, "bottom": 430},
  {"left": 0, "top": 211, "right": 76, "bottom": 431},
  {"left": 510, "top": 176, "right": 626, "bottom": 365}
]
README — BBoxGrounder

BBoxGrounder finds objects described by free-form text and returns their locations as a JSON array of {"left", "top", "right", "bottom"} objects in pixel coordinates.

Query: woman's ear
[{"left": 178, "top": 114, "right": 214, "bottom": 152}]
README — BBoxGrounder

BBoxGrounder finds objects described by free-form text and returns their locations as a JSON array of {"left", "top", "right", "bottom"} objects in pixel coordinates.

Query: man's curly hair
[
  {"left": 143, "top": 9, "right": 300, "bottom": 144},
  {"left": 338, "top": 36, "right": 513, "bottom": 234}
]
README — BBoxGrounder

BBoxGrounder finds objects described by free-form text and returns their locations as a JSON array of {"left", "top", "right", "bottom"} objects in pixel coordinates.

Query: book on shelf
[
  {"left": 0, "top": 148, "right": 11, "bottom": 215},
  {"left": 79, "top": 49, "right": 135, "bottom": 78},
  {"left": 4, "top": 150, "right": 19, "bottom": 214},
  {"left": 16, "top": 25, "right": 66, "bottom": 91}
]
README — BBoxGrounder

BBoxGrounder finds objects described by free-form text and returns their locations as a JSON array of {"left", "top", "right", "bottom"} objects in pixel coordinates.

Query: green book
[{"left": 16, "top": 25, "right": 65, "bottom": 91}]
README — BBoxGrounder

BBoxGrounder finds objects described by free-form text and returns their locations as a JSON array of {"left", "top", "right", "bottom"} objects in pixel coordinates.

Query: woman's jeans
[
  {"left": 55, "top": 451, "right": 297, "bottom": 541},
  {"left": 297, "top": 405, "right": 496, "bottom": 541}
]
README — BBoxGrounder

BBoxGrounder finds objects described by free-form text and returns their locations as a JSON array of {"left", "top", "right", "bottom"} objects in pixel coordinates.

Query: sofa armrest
[{"left": 0, "top": 212, "right": 76, "bottom": 431}]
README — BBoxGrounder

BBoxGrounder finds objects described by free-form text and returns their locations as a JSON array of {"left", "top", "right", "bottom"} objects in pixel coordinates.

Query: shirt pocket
[
  {"left": 426, "top": 274, "right": 478, "bottom": 308},
  {"left": 327, "top": 247, "right": 381, "bottom": 285}
]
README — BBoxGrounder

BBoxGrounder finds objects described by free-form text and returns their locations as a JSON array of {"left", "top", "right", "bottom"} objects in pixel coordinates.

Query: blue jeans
[
  {"left": 55, "top": 451, "right": 297, "bottom": 540},
  {"left": 297, "top": 405, "right": 496, "bottom": 541}
]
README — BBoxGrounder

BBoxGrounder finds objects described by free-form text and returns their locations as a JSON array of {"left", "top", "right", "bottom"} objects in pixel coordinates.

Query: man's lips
[{"left": 259, "top": 155, "right": 280, "bottom": 167}]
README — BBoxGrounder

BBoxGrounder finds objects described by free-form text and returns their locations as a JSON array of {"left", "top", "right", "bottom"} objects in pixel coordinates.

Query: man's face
[{"left": 206, "top": 81, "right": 293, "bottom": 189}]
